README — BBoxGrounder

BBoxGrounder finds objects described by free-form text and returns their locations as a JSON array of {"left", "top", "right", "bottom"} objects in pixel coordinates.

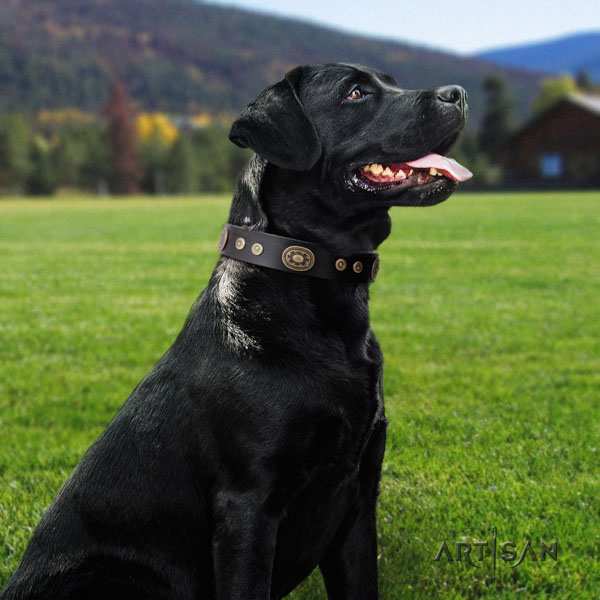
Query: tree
[
  {"left": 165, "top": 135, "right": 198, "bottom": 194},
  {"left": 191, "top": 127, "right": 250, "bottom": 193},
  {"left": 478, "top": 75, "right": 516, "bottom": 158},
  {"left": 76, "top": 124, "right": 111, "bottom": 193},
  {"left": 27, "top": 137, "right": 57, "bottom": 195},
  {"left": 103, "top": 82, "right": 140, "bottom": 194},
  {"left": 53, "top": 127, "right": 88, "bottom": 189},
  {"left": 532, "top": 75, "right": 579, "bottom": 114},
  {"left": 0, "top": 115, "right": 32, "bottom": 193},
  {"left": 575, "top": 70, "right": 595, "bottom": 93},
  {"left": 137, "top": 112, "right": 177, "bottom": 194}
]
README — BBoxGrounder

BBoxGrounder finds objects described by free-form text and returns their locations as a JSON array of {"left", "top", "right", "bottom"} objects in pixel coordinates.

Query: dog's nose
[{"left": 436, "top": 85, "right": 467, "bottom": 112}]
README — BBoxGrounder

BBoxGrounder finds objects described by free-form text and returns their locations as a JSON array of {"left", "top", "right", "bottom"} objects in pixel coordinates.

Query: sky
[{"left": 205, "top": 0, "right": 600, "bottom": 55}]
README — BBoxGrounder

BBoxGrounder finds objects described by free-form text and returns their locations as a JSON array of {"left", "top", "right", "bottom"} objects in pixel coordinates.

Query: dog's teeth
[
  {"left": 371, "top": 164, "right": 384, "bottom": 175},
  {"left": 395, "top": 169, "right": 406, "bottom": 180},
  {"left": 382, "top": 167, "right": 394, "bottom": 177},
  {"left": 429, "top": 168, "right": 438, "bottom": 176},
  {"left": 408, "top": 169, "right": 414, "bottom": 176}
]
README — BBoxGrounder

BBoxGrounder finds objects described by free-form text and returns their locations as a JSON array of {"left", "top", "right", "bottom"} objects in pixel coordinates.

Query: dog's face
[{"left": 230, "top": 63, "right": 470, "bottom": 212}]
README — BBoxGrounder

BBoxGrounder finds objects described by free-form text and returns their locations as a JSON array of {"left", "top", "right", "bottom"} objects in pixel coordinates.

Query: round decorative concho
[
  {"left": 370, "top": 256, "right": 380, "bottom": 281},
  {"left": 335, "top": 258, "right": 347, "bottom": 271},
  {"left": 282, "top": 246, "right": 315, "bottom": 272},
  {"left": 218, "top": 226, "right": 229, "bottom": 252}
]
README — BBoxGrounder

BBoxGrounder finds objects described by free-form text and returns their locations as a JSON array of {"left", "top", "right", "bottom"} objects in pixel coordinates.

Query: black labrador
[{"left": 2, "top": 63, "right": 470, "bottom": 600}]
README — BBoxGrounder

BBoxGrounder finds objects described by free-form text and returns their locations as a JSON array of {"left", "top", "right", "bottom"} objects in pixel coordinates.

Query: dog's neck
[
  {"left": 227, "top": 156, "right": 392, "bottom": 256},
  {"left": 207, "top": 256, "right": 372, "bottom": 356},
  {"left": 203, "top": 156, "right": 380, "bottom": 354}
]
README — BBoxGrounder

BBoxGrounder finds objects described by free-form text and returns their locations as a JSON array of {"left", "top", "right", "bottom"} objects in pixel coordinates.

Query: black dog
[{"left": 2, "top": 63, "right": 470, "bottom": 599}]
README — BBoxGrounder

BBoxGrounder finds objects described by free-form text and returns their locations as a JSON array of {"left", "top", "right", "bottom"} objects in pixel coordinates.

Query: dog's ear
[{"left": 229, "top": 66, "right": 321, "bottom": 171}]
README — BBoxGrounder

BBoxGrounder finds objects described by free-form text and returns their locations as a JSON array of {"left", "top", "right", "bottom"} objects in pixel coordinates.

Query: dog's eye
[{"left": 347, "top": 88, "right": 365, "bottom": 100}]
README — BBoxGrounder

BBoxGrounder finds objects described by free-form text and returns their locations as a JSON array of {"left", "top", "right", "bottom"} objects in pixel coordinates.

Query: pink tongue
[{"left": 405, "top": 153, "right": 473, "bottom": 182}]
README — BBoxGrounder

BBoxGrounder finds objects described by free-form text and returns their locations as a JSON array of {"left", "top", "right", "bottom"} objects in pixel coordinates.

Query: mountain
[
  {"left": 477, "top": 32, "right": 600, "bottom": 82},
  {"left": 0, "top": 0, "right": 543, "bottom": 126}
]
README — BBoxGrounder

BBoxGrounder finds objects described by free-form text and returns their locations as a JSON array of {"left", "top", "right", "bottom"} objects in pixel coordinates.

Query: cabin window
[{"left": 540, "top": 153, "right": 563, "bottom": 178}]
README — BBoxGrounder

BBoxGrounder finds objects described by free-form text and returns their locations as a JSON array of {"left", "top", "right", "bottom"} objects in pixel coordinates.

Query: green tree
[
  {"left": 78, "top": 125, "right": 111, "bottom": 193},
  {"left": 575, "top": 70, "right": 595, "bottom": 93},
  {"left": 191, "top": 127, "right": 250, "bottom": 193},
  {"left": 192, "top": 127, "right": 229, "bottom": 192},
  {"left": 452, "top": 131, "right": 501, "bottom": 188},
  {"left": 139, "top": 136, "right": 170, "bottom": 195},
  {"left": 53, "top": 127, "right": 88, "bottom": 189},
  {"left": 165, "top": 135, "right": 198, "bottom": 194},
  {"left": 478, "top": 74, "right": 516, "bottom": 158},
  {"left": 0, "top": 115, "right": 32, "bottom": 193},
  {"left": 27, "top": 138, "right": 57, "bottom": 196}
]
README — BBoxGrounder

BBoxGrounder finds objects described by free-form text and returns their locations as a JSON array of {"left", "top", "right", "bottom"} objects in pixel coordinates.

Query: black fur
[{"left": 2, "top": 63, "right": 467, "bottom": 600}]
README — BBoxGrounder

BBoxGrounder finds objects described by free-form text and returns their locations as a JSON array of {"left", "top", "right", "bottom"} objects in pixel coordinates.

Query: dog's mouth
[
  {"left": 344, "top": 124, "right": 473, "bottom": 207},
  {"left": 347, "top": 153, "right": 472, "bottom": 195}
]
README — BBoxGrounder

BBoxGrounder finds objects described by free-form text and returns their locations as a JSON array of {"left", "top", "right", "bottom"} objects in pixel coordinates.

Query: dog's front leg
[
  {"left": 319, "top": 502, "right": 379, "bottom": 599},
  {"left": 212, "top": 490, "right": 278, "bottom": 600},
  {"left": 319, "top": 419, "right": 387, "bottom": 600}
]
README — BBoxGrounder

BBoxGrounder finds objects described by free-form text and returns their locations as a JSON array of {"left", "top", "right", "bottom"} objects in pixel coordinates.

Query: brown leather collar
[{"left": 218, "top": 224, "right": 380, "bottom": 283}]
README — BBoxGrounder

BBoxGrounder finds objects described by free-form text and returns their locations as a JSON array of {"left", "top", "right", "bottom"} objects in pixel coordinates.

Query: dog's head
[{"left": 230, "top": 63, "right": 471, "bottom": 211}]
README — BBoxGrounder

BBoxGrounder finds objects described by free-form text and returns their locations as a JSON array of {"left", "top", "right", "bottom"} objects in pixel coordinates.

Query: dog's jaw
[
  {"left": 342, "top": 147, "right": 471, "bottom": 208},
  {"left": 345, "top": 168, "right": 460, "bottom": 207}
]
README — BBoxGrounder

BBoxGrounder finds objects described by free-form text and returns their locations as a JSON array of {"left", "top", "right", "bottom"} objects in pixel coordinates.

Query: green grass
[{"left": 1, "top": 192, "right": 599, "bottom": 598}]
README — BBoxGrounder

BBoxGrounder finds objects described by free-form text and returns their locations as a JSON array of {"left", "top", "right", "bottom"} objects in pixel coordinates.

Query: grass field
[{"left": 1, "top": 192, "right": 599, "bottom": 598}]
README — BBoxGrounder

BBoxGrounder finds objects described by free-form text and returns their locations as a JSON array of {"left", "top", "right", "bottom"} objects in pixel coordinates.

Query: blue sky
[{"left": 205, "top": 0, "right": 600, "bottom": 55}]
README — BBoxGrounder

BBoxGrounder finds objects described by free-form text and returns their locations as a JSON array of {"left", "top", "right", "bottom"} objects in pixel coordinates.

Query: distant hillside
[
  {"left": 0, "top": 0, "right": 543, "bottom": 126},
  {"left": 477, "top": 32, "right": 600, "bottom": 82}
]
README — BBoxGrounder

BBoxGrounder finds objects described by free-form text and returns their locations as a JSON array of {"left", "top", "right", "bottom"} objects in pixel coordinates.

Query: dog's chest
[{"left": 268, "top": 348, "right": 386, "bottom": 596}]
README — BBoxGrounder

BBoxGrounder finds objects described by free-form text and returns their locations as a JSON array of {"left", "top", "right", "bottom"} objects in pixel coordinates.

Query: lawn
[{"left": 0, "top": 192, "right": 599, "bottom": 598}]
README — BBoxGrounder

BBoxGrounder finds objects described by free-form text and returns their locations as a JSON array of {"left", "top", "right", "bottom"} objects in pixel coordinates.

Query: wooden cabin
[{"left": 500, "top": 94, "right": 600, "bottom": 188}]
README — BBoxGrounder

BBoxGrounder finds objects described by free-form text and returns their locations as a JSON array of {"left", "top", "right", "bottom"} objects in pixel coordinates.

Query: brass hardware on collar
[
  {"left": 282, "top": 246, "right": 315, "bottom": 272},
  {"left": 370, "top": 256, "right": 380, "bottom": 281},
  {"left": 218, "top": 227, "right": 229, "bottom": 252},
  {"left": 219, "top": 224, "right": 379, "bottom": 283},
  {"left": 335, "top": 258, "right": 347, "bottom": 271}
]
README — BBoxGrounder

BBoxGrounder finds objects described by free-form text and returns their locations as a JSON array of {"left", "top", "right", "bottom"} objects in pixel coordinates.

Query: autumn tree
[
  {"left": 137, "top": 112, "right": 178, "bottom": 194},
  {"left": 103, "top": 82, "right": 140, "bottom": 195}
]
